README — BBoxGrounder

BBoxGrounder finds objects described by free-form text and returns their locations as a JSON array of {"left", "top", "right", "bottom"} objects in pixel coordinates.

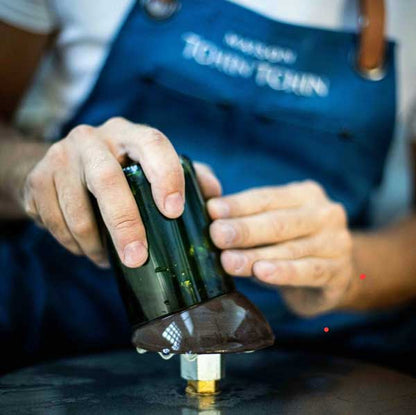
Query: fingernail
[
  {"left": 216, "top": 222, "right": 236, "bottom": 245},
  {"left": 164, "top": 192, "right": 184, "bottom": 217},
  {"left": 224, "top": 251, "right": 247, "bottom": 273},
  {"left": 209, "top": 199, "right": 229, "bottom": 218},
  {"left": 123, "top": 241, "right": 147, "bottom": 268},
  {"left": 255, "top": 261, "right": 276, "bottom": 278}
]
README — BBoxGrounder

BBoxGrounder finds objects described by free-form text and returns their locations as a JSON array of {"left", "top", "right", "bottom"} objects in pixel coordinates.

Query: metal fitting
[{"left": 180, "top": 354, "right": 225, "bottom": 395}]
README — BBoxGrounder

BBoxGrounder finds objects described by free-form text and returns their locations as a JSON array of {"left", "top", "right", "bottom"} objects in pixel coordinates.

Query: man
[{"left": 1, "top": 0, "right": 416, "bottom": 374}]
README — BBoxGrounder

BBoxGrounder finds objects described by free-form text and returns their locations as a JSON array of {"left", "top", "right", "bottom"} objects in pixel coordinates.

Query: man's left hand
[{"left": 207, "top": 181, "right": 355, "bottom": 316}]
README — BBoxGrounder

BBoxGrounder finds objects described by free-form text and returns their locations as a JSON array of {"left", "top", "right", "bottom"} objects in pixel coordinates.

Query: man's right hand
[{"left": 21, "top": 117, "right": 221, "bottom": 268}]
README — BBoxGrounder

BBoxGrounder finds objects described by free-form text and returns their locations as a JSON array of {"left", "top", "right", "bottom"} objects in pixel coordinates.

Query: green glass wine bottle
[{"left": 107, "top": 156, "right": 274, "bottom": 354}]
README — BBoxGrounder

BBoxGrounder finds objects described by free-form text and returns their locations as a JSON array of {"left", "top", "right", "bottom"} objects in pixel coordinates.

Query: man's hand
[
  {"left": 207, "top": 181, "right": 354, "bottom": 316},
  {"left": 21, "top": 117, "right": 221, "bottom": 269}
]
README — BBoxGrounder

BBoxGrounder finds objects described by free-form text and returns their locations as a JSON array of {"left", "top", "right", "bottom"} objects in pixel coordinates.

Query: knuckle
[
  {"left": 88, "top": 164, "right": 121, "bottom": 190},
  {"left": 70, "top": 219, "right": 94, "bottom": 237},
  {"left": 99, "top": 165, "right": 120, "bottom": 183},
  {"left": 329, "top": 203, "right": 347, "bottom": 225},
  {"left": 164, "top": 164, "right": 183, "bottom": 185},
  {"left": 103, "top": 116, "right": 127, "bottom": 129},
  {"left": 303, "top": 180, "right": 325, "bottom": 198},
  {"left": 143, "top": 127, "right": 168, "bottom": 147},
  {"left": 26, "top": 168, "right": 44, "bottom": 189},
  {"left": 259, "top": 187, "right": 277, "bottom": 210},
  {"left": 236, "top": 220, "right": 250, "bottom": 244},
  {"left": 108, "top": 116, "right": 126, "bottom": 125},
  {"left": 46, "top": 142, "right": 67, "bottom": 164},
  {"left": 270, "top": 212, "right": 285, "bottom": 239},
  {"left": 320, "top": 202, "right": 345, "bottom": 225},
  {"left": 294, "top": 213, "right": 306, "bottom": 230},
  {"left": 286, "top": 242, "right": 305, "bottom": 259},
  {"left": 70, "top": 124, "right": 95, "bottom": 140},
  {"left": 112, "top": 214, "right": 141, "bottom": 233}
]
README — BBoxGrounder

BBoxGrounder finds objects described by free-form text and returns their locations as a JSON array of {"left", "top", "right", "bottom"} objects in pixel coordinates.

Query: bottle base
[{"left": 131, "top": 291, "right": 275, "bottom": 354}]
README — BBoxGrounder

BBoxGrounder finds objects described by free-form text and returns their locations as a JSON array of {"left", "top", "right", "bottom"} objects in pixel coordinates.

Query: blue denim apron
[{"left": 2, "top": 0, "right": 416, "bottom": 373}]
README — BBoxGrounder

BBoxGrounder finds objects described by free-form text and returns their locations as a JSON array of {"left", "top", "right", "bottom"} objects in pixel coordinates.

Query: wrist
[{"left": 336, "top": 232, "right": 372, "bottom": 311}]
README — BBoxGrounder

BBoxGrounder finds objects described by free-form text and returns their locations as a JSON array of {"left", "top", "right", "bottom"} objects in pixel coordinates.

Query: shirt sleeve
[{"left": 0, "top": 0, "right": 57, "bottom": 34}]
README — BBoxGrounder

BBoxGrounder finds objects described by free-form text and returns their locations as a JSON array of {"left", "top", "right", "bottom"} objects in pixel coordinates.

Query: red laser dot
[
  {"left": 360, "top": 274, "right": 366, "bottom": 280},
  {"left": 324, "top": 327, "right": 329, "bottom": 333}
]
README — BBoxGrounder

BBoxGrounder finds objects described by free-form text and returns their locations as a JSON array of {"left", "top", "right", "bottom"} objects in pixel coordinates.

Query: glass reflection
[{"left": 182, "top": 394, "right": 222, "bottom": 415}]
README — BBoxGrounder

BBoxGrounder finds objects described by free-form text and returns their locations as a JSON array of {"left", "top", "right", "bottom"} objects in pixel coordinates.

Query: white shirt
[{"left": 1, "top": 0, "right": 415, "bottom": 225}]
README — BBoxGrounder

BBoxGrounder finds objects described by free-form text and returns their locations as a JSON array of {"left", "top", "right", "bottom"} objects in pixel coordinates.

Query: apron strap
[{"left": 357, "top": 0, "right": 386, "bottom": 78}]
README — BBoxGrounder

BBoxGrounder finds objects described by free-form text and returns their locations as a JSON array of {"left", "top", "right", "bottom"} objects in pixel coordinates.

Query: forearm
[
  {"left": 340, "top": 214, "right": 416, "bottom": 311},
  {"left": 0, "top": 121, "right": 49, "bottom": 218}
]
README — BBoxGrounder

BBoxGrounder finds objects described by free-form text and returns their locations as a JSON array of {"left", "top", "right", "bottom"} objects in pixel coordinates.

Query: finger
[
  {"left": 207, "top": 181, "right": 326, "bottom": 219},
  {"left": 193, "top": 162, "right": 222, "bottom": 199},
  {"left": 100, "top": 118, "right": 185, "bottom": 218},
  {"left": 30, "top": 170, "right": 83, "bottom": 256},
  {"left": 220, "top": 231, "right": 352, "bottom": 276},
  {"left": 252, "top": 257, "right": 344, "bottom": 288},
  {"left": 54, "top": 169, "right": 110, "bottom": 268},
  {"left": 81, "top": 138, "right": 147, "bottom": 268},
  {"left": 210, "top": 206, "right": 320, "bottom": 249}
]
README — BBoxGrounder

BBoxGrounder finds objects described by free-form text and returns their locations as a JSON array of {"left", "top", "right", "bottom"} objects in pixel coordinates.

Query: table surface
[{"left": 1, "top": 349, "right": 416, "bottom": 415}]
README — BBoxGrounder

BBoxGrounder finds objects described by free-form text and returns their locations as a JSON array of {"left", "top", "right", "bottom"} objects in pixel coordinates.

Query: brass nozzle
[{"left": 186, "top": 380, "right": 220, "bottom": 395}]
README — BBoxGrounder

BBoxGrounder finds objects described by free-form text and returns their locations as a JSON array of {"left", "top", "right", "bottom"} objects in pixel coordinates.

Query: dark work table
[{"left": 1, "top": 348, "right": 416, "bottom": 414}]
